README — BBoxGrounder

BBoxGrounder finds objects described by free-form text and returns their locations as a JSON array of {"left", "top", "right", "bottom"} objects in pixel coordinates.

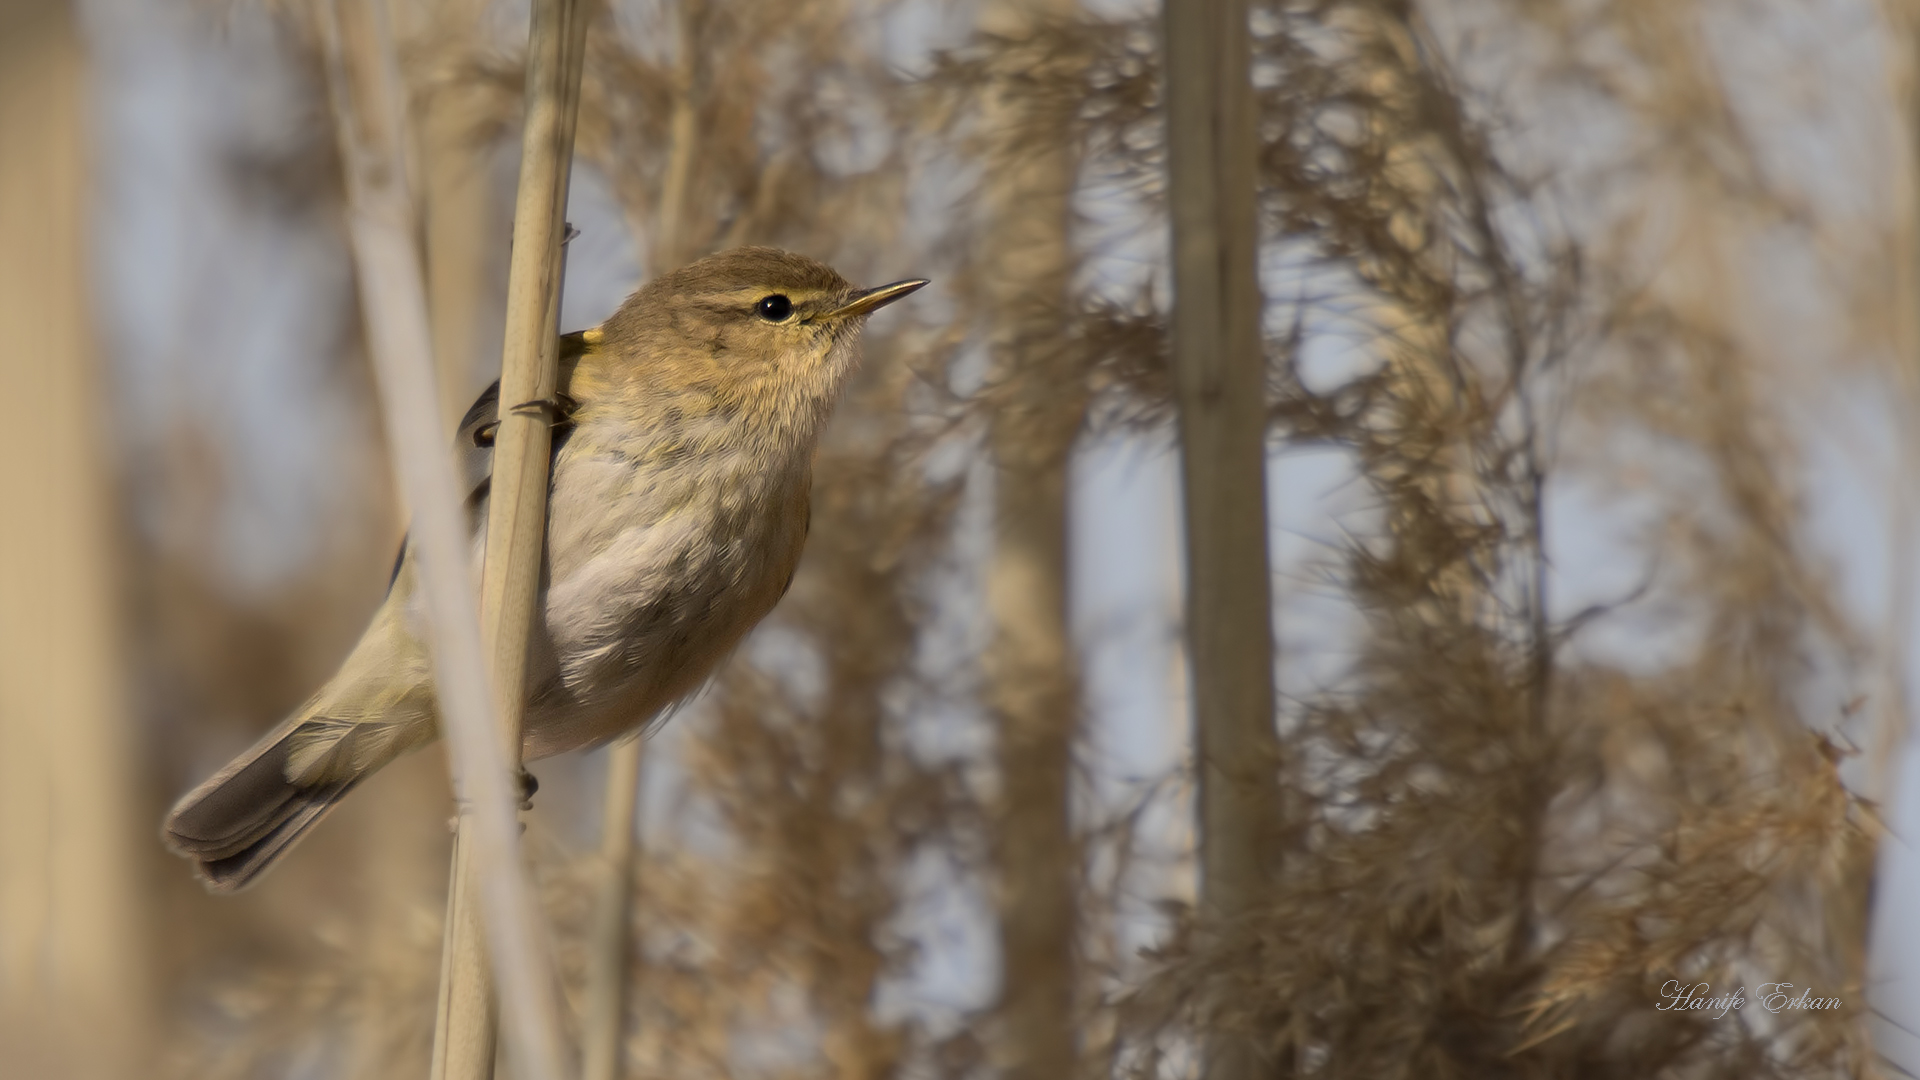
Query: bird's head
[{"left": 572, "top": 247, "right": 926, "bottom": 443}]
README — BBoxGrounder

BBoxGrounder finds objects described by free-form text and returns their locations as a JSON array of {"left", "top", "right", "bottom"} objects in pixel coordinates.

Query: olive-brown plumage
[{"left": 164, "top": 247, "right": 926, "bottom": 891}]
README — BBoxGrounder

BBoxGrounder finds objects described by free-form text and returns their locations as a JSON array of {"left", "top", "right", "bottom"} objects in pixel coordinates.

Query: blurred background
[{"left": 3, "top": 0, "right": 1919, "bottom": 1076}]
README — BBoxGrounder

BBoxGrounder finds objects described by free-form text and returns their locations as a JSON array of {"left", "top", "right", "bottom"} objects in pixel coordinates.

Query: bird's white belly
[{"left": 519, "top": 446, "right": 806, "bottom": 758}]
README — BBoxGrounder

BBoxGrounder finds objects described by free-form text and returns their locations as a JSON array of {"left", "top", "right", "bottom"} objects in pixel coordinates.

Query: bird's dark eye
[{"left": 756, "top": 294, "right": 793, "bottom": 321}]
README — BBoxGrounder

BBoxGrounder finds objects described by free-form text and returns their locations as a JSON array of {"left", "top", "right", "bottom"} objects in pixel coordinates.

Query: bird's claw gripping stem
[{"left": 510, "top": 393, "right": 575, "bottom": 425}]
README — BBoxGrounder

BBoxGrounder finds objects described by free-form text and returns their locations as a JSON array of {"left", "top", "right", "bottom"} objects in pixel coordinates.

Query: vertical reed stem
[
  {"left": 430, "top": 0, "right": 591, "bottom": 1077},
  {"left": 0, "top": 3, "right": 152, "bottom": 1075},
  {"left": 1163, "top": 0, "right": 1282, "bottom": 1076},
  {"left": 314, "top": 2, "right": 578, "bottom": 1080},
  {"left": 583, "top": 737, "right": 644, "bottom": 1080},
  {"left": 976, "top": 2, "right": 1086, "bottom": 1075}
]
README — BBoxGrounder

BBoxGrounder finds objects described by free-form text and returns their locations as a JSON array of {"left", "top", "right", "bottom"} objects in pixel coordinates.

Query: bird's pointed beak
[{"left": 828, "top": 278, "right": 930, "bottom": 320}]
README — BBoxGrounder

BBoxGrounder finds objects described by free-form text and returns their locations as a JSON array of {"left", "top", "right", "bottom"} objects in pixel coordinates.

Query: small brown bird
[{"left": 164, "top": 246, "right": 926, "bottom": 891}]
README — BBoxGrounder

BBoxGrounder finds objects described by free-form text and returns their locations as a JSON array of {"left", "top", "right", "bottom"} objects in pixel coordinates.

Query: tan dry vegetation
[
  {"left": 117, "top": 0, "right": 1899, "bottom": 1077},
  {"left": 1065, "top": 2, "right": 1878, "bottom": 1077}
]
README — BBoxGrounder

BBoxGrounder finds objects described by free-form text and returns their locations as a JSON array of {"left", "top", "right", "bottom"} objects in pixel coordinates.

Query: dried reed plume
[{"left": 141, "top": 0, "right": 1897, "bottom": 1077}]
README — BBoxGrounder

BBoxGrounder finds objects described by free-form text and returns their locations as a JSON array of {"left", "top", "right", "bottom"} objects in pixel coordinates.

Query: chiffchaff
[{"left": 165, "top": 246, "right": 926, "bottom": 891}]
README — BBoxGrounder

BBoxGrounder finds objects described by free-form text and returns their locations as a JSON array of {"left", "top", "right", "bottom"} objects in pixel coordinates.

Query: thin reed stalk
[
  {"left": 315, "top": 0, "right": 577, "bottom": 1078},
  {"left": 974, "top": 2, "right": 1087, "bottom": 1075},
  {"left": 583, "top": 736, "right": 643, "bottom": 1080},
  {"left": 429, "top": 0, "right": 591, "bottom": 1077},
  {"left": 1162, "top": 0, "right": 1282, "bottom": 1077},
  {"left": 0, "top": 3, "right": 152, "bottom": 1076}
]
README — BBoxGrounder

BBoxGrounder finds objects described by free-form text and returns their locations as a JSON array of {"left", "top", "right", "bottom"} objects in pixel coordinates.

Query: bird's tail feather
[{"left": 163, "top": 711, "right": 366, "bottom": 893}]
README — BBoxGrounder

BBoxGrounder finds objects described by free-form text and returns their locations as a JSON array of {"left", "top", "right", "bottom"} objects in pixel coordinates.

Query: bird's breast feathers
[{"left": 521, "top": 418, "right": 811, "bottom": 755}]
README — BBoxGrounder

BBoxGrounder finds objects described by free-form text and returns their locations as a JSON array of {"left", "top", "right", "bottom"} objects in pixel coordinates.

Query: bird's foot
[{"left": 509, "top": 394, "right": 576, "bottom": 424}]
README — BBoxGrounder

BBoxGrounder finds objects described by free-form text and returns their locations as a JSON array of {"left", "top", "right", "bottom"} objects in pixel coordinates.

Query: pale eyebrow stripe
[{"left": 718, "top": 287, "right": 836, "bottom": 301}]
